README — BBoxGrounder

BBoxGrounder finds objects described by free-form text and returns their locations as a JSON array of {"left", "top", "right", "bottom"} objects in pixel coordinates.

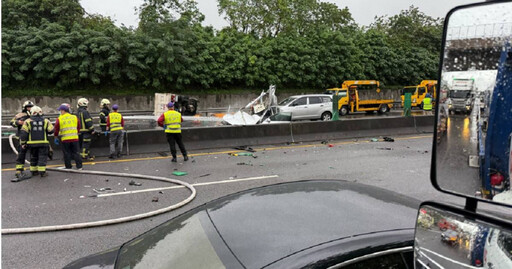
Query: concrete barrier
[{"left": 2, "top": 116, "right": 434, "bottom": 164}]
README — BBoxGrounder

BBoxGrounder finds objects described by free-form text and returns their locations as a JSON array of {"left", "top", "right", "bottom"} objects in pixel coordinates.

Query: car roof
[
  {"left": 115, "top": 180, "right": 420, "bottom": 269},
  {"left": 288, "top": 94, "right": 332, "bottom": 98}
]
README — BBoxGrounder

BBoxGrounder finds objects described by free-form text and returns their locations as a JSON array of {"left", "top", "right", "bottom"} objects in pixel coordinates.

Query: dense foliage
[{"left": 2, "top": 0, "right": 443, "bottom": 95}]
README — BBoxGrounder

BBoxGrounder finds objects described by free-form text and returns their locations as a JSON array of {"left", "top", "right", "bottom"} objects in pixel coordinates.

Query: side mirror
[
  {"left": 415, "top": 203, "right": 512, "bottom": 268},
  {"left": 433, "top": 1, "right": 512, "bottom": 207}
]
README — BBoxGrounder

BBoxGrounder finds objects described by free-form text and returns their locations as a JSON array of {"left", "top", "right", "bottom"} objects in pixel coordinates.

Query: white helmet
[
  {"left": 100, "top": 99, "right": 111, "bottom": 106},
  {"left": 77, "top": 98, "right": 89, "bottom": 108},
  {"left": 31, "top": 106, "right": 43, "bottom": 116},
  {"left": 23, "top": 100, "right": 35, "bottom": 109}
]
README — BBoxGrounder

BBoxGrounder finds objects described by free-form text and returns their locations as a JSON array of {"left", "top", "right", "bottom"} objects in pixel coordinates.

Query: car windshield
[
  {"left": 278, "top": 97, "right": 296, "bottom": 106},
  {"left": 449, "top": 90, "right": 471, "bottom": 99}
]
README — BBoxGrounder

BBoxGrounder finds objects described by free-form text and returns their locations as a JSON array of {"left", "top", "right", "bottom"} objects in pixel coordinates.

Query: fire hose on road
[{"left": 3, "top": 134, "right": 197, "bottom": 235}]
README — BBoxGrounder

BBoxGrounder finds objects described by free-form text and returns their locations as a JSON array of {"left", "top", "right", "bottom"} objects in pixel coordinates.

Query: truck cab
[
  {"left": 448, "top": 78, "right": 475, "bottom": 114},
  {"left": 400, "top": 80, "right": 438, "bottom": 109}
]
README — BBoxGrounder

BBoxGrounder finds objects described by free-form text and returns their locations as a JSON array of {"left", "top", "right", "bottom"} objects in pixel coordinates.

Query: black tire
[
  {"left": 339, "top": 106, "right": 348, "bottom": 116},
  {"left": 378, "top": 105, "right": 389, "bottom": 114},
  {"left": 321, "top": 112, "right": 332, "bottom": 121}
]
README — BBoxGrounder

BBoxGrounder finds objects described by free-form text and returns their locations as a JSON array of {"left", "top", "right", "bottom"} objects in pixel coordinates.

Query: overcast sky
[{"left": 80, "top": 0, "right": 480, "bottom": 29}]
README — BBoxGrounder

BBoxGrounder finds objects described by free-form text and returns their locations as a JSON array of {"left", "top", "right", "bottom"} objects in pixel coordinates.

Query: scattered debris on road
[
  {"left": 328, "top": 144, "right": 334, "bottom": 147},
  {"left": 237, "top": 162, "right": 253, "bottom": 166},
  {"left": 129, "top": 180, "right": 142, "bottom": 186},
  {"left": 370, "top": 138, "right": 379, "bottom": 142},
  {"left": 152, "top": 197, "right": 159, "bottom": 202},
  {"left": 377, "top": 147, "right": 393, "bottom": 150},
  {"left": 199, "top": 174, "right": 211, "bottom": 178},
  {"left": 172, "top": 171, "right": 188, "bottom": 176},
  {"left": 93, "top": 187, "right": 114, "bottom": 194},
  {"left": 234, "top": 146, "right": 256, "bottom": 152},
  {"left": 383, "top": 137, "right": 395, "bottom": 142}
]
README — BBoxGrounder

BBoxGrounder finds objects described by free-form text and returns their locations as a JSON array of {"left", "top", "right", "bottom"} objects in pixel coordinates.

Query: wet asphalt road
[
  {"left": 437, "top": 108, "right": 481, "bottom": 196},
  {"left": 2, "top": 134, "right": 466, "bottom": 269}
]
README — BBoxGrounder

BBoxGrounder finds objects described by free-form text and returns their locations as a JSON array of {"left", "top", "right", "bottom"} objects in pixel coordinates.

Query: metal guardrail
[{"left": 447, "top": 23, "right": 512, "bottom": 40}]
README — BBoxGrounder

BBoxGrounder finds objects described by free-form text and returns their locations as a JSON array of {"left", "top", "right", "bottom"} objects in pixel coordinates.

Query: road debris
[
  {"left": 321, "top": 140, "right": 329, "bottom": 144},
  {"left": 159, "top": 191, "right": 164, "bottom": 194},
  {"left": 383, "top": 137, "right": 395, "bottom": 142},
  {"left": 328, "top": 144, "right": 334, "bottom": 147},
  {"left": 79, "top": 195, "right": 86, "bottom": 199},
  {"left": 377, "top": 147, "right": 393, "bottom": 150},
  {"left": 84, "top": 185, "right": 91, "bottom": 188},
  {"left": 172, "top": 171, "right": 188, "bottom": 176},
  {"left": 234, "top": 146, "right": 256, "bottom": 152},
  {"left": 64, "top": 178, "right": 69, "bottom": 182},
  {"left": 129, "top": 180, "right": 142, "bottom": 186},
  {"left": 92, "top": 188, "right": 114, "bottom": 194},
  {"left": 370, "top": 138, "right": 379, "bottom": 142},
  {"left": 237, "top": 162, "right": 253, "bottom": 166},
  {"left": 152, "top": 197, "right": 159, "bottom": 202},
  {"left": 199, "top": 174, "right": 211, "bottom": 178}
]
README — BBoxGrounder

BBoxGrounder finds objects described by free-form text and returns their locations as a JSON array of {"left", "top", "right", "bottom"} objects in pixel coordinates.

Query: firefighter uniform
[
  {"left": 107, "top": 109, "right": 124, "bottom": 158},
  {"left": 76, "top": 106, "right": 94, "bottom": 160},
  {"left": 11, "top": 110, "right": 31, "bottom": 174},
  {"left": 158, "top": 104, "right": 188, "bottom": 162},
  {"left": 19, "top": 115, "right": 54, "bottom": 177},
  {"left": 99, "top": 106, "right": 110, "bottom": 132}
]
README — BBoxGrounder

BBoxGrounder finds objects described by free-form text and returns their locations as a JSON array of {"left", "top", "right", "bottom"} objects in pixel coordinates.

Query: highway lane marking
[
  {"left": 95, "top": 175, "right": 280, "bottom": 198},
  {"left": 1, "top": 135, "right": 432, "bottom": 172},
  {"left": 420, "top": 247, "right": 478, "bottom": 269}
]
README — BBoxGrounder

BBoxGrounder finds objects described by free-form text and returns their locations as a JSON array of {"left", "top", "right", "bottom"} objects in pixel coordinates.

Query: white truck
[{"left": 448, "top": 78, "right": 476, "bottom": 114}]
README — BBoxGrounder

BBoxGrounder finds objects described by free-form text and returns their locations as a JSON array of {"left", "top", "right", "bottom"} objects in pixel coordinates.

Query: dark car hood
[{"left": 65, "top": 180, "right": 420, "bottom": 269}]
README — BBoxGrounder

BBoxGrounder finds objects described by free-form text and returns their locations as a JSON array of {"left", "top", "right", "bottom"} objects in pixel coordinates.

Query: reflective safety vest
[
  {"left": 59, "top": 113, "right": 79, "bottom": 141},
  {"left": 108, "top": 112, "right": 124, "bottom": 132},
  {"left": 423, "top": 97, "right": 432, "bottom": 111},
  {"left": 164, "top": 110, "right": 181, "bottom": 133}
]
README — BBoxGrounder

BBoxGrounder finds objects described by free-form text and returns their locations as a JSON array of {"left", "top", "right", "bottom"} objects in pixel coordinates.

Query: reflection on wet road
[
  {"left": 416, "top": 227, "right": 473, "bottom": 268},
  {"left": 437, "top": 108, "right": 481, "bottom": 196}
]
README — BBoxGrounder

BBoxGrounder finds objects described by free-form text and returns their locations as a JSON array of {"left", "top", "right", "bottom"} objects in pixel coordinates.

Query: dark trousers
[
  {"left": 109, "top": 130, "right": 124, "bottom": 156},
  {"left": 29, "top": 146, "right": 49, "bottom": 172},
  {"left": 15, "top": 143, "right": 28, "bottom": 172},
  {"left": 166, "top": 133, "right": 187, "bottom": 158},
  {"left": 79, "top": 132, "right": 93, "bottom": 158},
  {"left": 62, "top": 141, "right": 83, "bottom": 169}
]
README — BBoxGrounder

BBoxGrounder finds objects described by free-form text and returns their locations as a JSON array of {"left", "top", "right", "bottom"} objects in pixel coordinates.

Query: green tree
[{"left": 2, "top": 0, "right": 84, "bottom": 29}]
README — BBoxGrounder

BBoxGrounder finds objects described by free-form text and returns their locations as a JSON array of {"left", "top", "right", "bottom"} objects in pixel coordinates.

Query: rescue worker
[
  {"left": 423, "top": 93, "right": 433, "bottom": 115},
  {"left": 99, "top": 98, "right": 111, "bottom": 132},
  {"left": 76, "top": 98, "right": 95, "bottom": 160},
  {"left": 14, "top": 106, "right": 54, "bottom": 181},
  {"left": 158, "top": 102, "right": 188, "bottom": 162},
  {"left": 106, "top": 104, "right": 125, "bottom": 159},
  {"left": 54, "top": 104, "right": 83, "bottom": 170},
  {"left": 10, "top": 101, "right": 34, "bottom": 180}
]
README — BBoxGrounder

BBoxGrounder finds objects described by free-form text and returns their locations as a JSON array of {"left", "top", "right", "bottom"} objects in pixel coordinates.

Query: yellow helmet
[
  {"left": 77, "top": 98, "right": 89, "bottom": 108},
  {"left": 31, "top": 106, "right": 43, "bottom": 116},
  {"left": 100, "top": 99, "right": 111, "bottom": 106}
]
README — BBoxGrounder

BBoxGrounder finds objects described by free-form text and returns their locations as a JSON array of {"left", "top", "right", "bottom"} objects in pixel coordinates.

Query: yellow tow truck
[
  {"left": 400, "top": 80, "right": 437, "bottom": 109},
  {"left": 325, "top": 80, "right": 394, "bottom": 116}
]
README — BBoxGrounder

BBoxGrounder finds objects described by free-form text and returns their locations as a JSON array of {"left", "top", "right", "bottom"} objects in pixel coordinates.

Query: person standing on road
[
  {"left": 107, "top": 104, "right": 125, "bottom": 159},
  {"left": 423, "top": 93, "right": 433, "bottom": 115},
  {"left": 54, "top": 104, "right": 83, "bottom": 170},
  {"left": 158, "top": 102, "right": 188, "bottom": 163},
  {"left": 11, "top": 101, "right": 34, "bottom": 180},
  {"left": 76, "top": 98, "right": 95, "bottom": 161},
  {"left": 15, "top": 106, "right": 54, "bottom": 181},
  {"left": 99, "top": 98, "right": 111, "bottom": 132}
]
